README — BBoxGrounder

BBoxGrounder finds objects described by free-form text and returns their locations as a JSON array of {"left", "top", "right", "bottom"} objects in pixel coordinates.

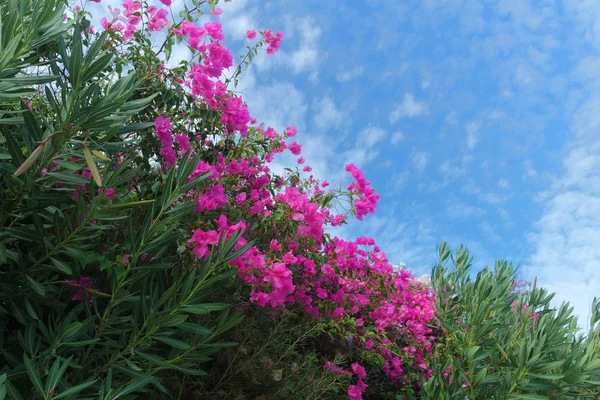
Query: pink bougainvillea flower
[
  {"left": 97, "top": 187, "right": 116, "bottom": 200},
  {"left": 350, "top": 379, "right": 369, "bottom": 400},
  {"left": 288, "top": 142, "right": 302, "bottom": 155},
  {"left": 263, "top": 29, "right": 283, "bottom": 54},
  {"left": 212, "top": 7, "right": 223, "bottom": 15},
  {"left": 246, "top": 30, "right": 257, "bottom": 39},
  {"left": 66, "top": 277, "right": 95, "bottom": 305},
  {"left": 147, "top": 7, "right": 170, "bottom": 32},
  {"left": 187, "top": 229, "right": 220, "bottom": 259},
  {"left": 204, "top": 21, "right": 225, "bottom": 40},
  {"left": 351, "top": 362, "right": 367, "bottom": 380}
]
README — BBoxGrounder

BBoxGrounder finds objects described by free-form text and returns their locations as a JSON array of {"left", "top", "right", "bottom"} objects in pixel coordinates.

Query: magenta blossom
[{"left": 66, "top": 277, "right": 95, "bottom": 305}]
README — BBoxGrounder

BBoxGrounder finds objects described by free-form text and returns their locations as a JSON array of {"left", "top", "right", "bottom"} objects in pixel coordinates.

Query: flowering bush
[
  {"left": 3, "top": 1, "right": 599, "bottom": 399},
  {"left": 422, "top": 243, "right": 600, "bottom": 399},
  {"left": 0, "top": 0, "right": 437, "bottom": 398}
]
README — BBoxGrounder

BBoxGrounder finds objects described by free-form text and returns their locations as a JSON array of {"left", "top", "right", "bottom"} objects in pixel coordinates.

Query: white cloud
[
  {"left": 498, "top": 178, "right": 510, "bottom": 190},
  {"left": 445, "top": 111, "right": 459, "bottom": 125},
  {"left": 391, "top": 131, "right": 405, "bottom": 145},
  {"left": 440, "top": 159, "right": 467, "bottom": 180},
  {"left": 388, "top": 170, "right": 411, "bottom": 191},
  {"left": 336, "top": 66, "right": 364, "bottom": 83},
  {"left": 466, "top": 121, "right": 482, "bottom": 150},
  {"left": 312, "top": 96, "right": 343, "bottom": 132},
  {"left": 462, "top": 184, "right": 509, "bottom": 205},
  {"left": 446, "top": 197, "right": 486, "bottom": 219},
  {"left": 389, "top": 93, "right": 428, "bottom": 123},
  {"left": 344, "top": 126, "right": 387, "bottom": 167},
  {"left": 243, "top": 80, "right": 308, "bottom": 132},
  {"left": 219, "top": 0, "right": 256, "bottom": 40},
  {"left": 357, "top": 126, "right": 387, "bottom": 148},
  {"left": 410, "top": 151, "right": 431, "bottom": 172},
  {"left": 253, "top": 16, "right": 322, "bottom": 80},
  {"left": 479, "top": 221, "right": 501, "bottom": 243},
  {"left": 523, "top": 160, "right": 538, "bottom": 179},
  {"left": 525, "top": 2, "right": 600, "bottom": 328},
  {"left": 288, "top": 17, "right": 322, "bottom": 77}
]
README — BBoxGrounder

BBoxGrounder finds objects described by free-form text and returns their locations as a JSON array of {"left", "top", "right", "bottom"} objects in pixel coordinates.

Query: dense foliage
[
  {"left": 423, "top": 243, "right": 600, "bottom": 399},
  {"left": 0, "top": 0, "right": 599, "bottom": 399}
]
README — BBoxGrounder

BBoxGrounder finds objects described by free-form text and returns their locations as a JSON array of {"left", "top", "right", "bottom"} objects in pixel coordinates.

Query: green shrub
[
  {"left": 0, "top": 1, "right": 247, "bottom": 397},
  {"left": 422, "top": 242, "right": 600, "bottom": 400}
]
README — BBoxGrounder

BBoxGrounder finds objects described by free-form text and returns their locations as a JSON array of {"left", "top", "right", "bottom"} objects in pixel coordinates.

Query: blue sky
[{"left": 87, "top": 0, "right": 600, "bottom": 327}]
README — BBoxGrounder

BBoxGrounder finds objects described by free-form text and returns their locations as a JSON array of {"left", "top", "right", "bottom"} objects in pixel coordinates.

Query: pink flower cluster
[
  {"left": 154, "top": 116, "right": 179, "bottom": 166},
  {"left": 66, "top": 277, "right": 95, "bottom": 305},
  {"left": 263, "top": 29, "right": 284, "bottom": 54},
  {"left": 323, "top": 361, "right": 368, "bottom": 399},
  {"left": 345, "top": 164, "right": 380, "bottom": 220}
]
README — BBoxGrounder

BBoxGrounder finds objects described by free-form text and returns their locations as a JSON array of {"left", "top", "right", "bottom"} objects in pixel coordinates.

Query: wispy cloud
[
  {"left": 336, "top": 66, "right": 364, "bottom": 82},
  {"left": 391, "top": 131, "right": 405, "bottom": 145},
  {"left": 288, "top": 17, "right": 322, "bottom": 79},
  {"left": 389, "top": 93, "right": 428, "bottom": 123},
  {"left": 524, "top": 0, "right": 600, "bottom": 328},
  {"left": 344, "top": 126, "right": 387, "bottom": 167},
  {"left": 312, "top": 96, "right": 344, "bottom": 132},
  {"left": 465, "top": 121, "right": 482, "bottom": 150},
  {"left": 446, "top": 197, "right": 486, "bottom": 219},
  {"left": 410, "top": 151, "right": 431, "bottom": 173}
]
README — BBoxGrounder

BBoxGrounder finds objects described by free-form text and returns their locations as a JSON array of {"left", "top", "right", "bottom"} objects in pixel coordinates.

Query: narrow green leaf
[
  {"left": 153, "top": 336, "right": 191, "bottom": 350},
  {"left": 178, "top": 322, "right": 212, "bottom": 336},
  {"left": 113, "top": 375, "right": 154, "bottom": 398},
  {"left": 51, "top": 379, "right": 97, "bottom": 399},
  {"left": 23, "top": 355, "right": 44, "bottom": 396},
  {"left": 50, "top": 258, "right": 72, "bottom": 275},
  {"left": 181, "top": 305, "right": 210, "bottom": 315},
  {"left": 26, "top": 275, "right": 45, "bottom": 296}
]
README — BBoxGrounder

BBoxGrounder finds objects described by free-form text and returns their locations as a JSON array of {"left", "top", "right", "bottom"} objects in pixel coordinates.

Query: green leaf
[
  {"left": 527, "top": 373, "right": 565, "bottom": 381},
  {"left": 45, "top": 358, "right": 61, "bottom": 395},
  {"left": 45, "top": 171, "right": 91, "bottom": 184},
  {"left": 22, "top": 106, "right": 43, "bottom": 142},
  {"left": 583, "top": 358, "right": 600, "bottom": 373},
  {"left": 223, "top": 240, "right": 254, "bottom": 262},
  {"left": 51, "top": 379, "right": 97, "bottom": 399},
  {"left": 115, "top": 121, "right": 155, "bottom": 134},
  {"left": 201, "top": 303, "right": 230, "bottom": 311},
  {"left": 153, "top": 336, "right": 191, "bottom": 350},
  {"left": 62, "top": 338, "right": 100, "bottom": 347},
  {"left": 81, "top": 53, "right": 113, "bottom": 83},
  {"left": 205, "top": 341, "right": 238, "bottom": 348},
  {"left": 3, "top": 227, "right": 42, "bottom": 242},
  {"left": 23, "top": 354, "right": 44, "bottom": 396},
  {"left": 24, "top": 299, "right": 38, "bottom": 320},
  {"left": 506, "top": 395, "right": 549, "bottom": 400},
  {"left": 123, "top": 358, "right": 142, "bottom": 372},
  {"left": 26, "top": 275, "right": 45, "bottom": 296},
  {"left": 170, "top": 365, "right": 208, "bottom": 376},
  {"left": 61, "top": 322, "right": 83, "bottom": 341},
  {"left": 136, "top": 353, "right": 173, "bottom": 370},
  {"left": 156, "top": 314, "right": 188, "bottom": 328},
  {"left": 181, "top": 305, "right": 211, "bottom": 315},
  {"left": 113, "top": 375, "right": 154, "bottom": 398},
  {"left": 466, "top": 345, "right": 480, "bottom": 359},
  {"left": 50, "top": 258, "right": 72, "bottom": 274},
  {"left": 178, "top": 322, "right": 212, "bottom": 336}
]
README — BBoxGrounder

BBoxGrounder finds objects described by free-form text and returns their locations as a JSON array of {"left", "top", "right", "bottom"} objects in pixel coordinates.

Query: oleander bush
[{"left": 421, "top": 243, "right": 600, "bottom": 400}]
